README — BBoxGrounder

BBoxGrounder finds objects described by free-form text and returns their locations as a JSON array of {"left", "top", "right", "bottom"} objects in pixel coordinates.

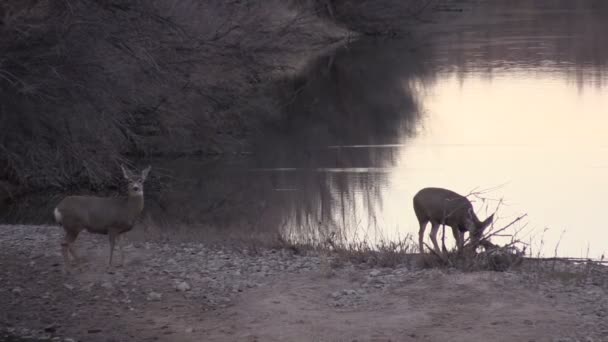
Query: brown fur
[
  {"left": 413, "top": 187, "right": 494, "bottom": 255},
  {"left": 54, "top": 165, "right": 151, "bottom": 270}
]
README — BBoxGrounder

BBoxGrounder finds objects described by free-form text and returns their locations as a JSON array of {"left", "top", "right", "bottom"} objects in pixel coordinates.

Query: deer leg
[
  {"left": 418, "top": 220, "right": 428, "bottom": 254},
  {"left": 451, "top": 226, "right": 464, "bottom": 253},
  {"left": 61, "top": 229, "right": 79, "bottom": 271},
  {"left": 68, "top": 243, "right": 80, "bottom": 263},
  {"left": 116, "top": 234, "right": 125, "bottom": 267},
  {"left": 67, "top": 231, "right": 81, "bottom": 263},
  {"left": 108, "top": 231, "right": 117, "bottom": 267},
  {"left": 458, "top": 231, "right": 465, "bottom": 252},
  {"left": 429, "top": 223, "right": 442, "bottom": 255},
  {"left": 441, "top": 224, "right": 448, "bottom": 254}
]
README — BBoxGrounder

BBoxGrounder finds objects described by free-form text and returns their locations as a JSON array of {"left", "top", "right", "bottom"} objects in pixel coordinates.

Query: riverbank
[{"left": 1, "top": 225, "right": 607, "bottom": 341}]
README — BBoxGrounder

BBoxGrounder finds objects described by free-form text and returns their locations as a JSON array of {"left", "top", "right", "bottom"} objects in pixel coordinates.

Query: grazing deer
[
  {"left": 413, "top": 187, "right": 494, "bottom": 255},
  {"left": 53, "top": 165, "right": 151, "bottom": 270}
]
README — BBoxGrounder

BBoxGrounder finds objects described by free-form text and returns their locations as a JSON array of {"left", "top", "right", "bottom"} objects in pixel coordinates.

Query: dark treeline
[{"left": 0, "top": 0, "right": 438, "bottom": 207}]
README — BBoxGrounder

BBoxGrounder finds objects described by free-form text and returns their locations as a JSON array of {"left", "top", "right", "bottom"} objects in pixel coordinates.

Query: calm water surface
[
  {"left": 7, "top": 1, "right": 607, "bottom": 258},
  {"left": 244, "top": 0, "right": 608, "bottom": 258}
]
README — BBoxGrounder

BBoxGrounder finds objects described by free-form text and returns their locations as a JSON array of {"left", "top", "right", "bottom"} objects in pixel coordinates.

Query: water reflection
[
  {"left": 248, "top": 38, "right": 431, "bottom": 243},
  {"left": 128, "top": 37, "right": 431, "bottom": 243},
  {"left": 429, "top": 0, "right": 608, "bottom": 87},
  {"left": 399, "top": 0, "right": 608, "bottom": 257},
  {"left": 5, "top": 1, "right": 608, "bottom": 258},
  {"left": 390, "top": 73, "right": 608, "bottom": 258},
  {"left": 267, "top": 0, "right": 608, "bottom": 257}
]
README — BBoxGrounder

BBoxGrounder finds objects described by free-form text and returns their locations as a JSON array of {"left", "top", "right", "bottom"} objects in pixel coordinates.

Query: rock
[
  {"left": 44, "top": 324, "right": 58, "bottom": 333},
  {"left": 185, "top": 327, "right": 194, "bottom": 333},
  {"left": 176, "top": 281, "right": 191, "bottom": 292},
  {"left": 11, "top": 287, "right": 22, "bottom": 295},
  {"left": 147, "top": 292, "right": 163, "bottom": 301},
  {"left": 394, "top": 267, "right": 409, "bottom": 275},
  {"left": 63, "top": 283, "right": 75, "bottom": 291},
  {"left": 369, "top": 270, "right": 381, "bottom": 277},
  {"left": 343, "top": 289, "right": 357, "bottom": 296},
  {"left": 331, "top": 291, "right": 341, "bottom": 299}
]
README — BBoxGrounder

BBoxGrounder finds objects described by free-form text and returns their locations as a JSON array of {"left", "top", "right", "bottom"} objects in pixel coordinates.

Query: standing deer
[
  {"left": 53, "top": 165, "right": 151, "bottom": 270},
  {"left": 413, "top": 187, "right": 494, "bottom": 255}
]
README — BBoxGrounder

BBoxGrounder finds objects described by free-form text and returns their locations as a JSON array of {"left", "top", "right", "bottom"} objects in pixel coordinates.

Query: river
[{"left": 5, "top": 0, "right": 608, "bottom": 259}]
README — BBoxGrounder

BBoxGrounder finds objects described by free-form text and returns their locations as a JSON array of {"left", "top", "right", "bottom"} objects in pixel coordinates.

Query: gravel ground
[{"left": 1, "top": 225, "right": 607, "bottom": 342}]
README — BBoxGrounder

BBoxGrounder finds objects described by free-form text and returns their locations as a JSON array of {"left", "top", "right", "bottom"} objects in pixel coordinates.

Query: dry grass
[
  {"left": 328, "top": 238, "right": 418, "bottom": 268},
  {"left": 520, "top": 256, "right": 608, "bottom": 288},
  {"left": 128, "top": 184, "right": 608, "bottom": 285},
  {"left": 416, "top": 242, "right": 525, "bottom": 272},
  {"left": 124, "top": 214, "right": 608, "bottom": 287}
]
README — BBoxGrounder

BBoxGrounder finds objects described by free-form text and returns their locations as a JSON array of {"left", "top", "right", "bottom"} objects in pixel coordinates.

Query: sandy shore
[{"left": 1, "top": 225, "right": 607, "bottom": 342}]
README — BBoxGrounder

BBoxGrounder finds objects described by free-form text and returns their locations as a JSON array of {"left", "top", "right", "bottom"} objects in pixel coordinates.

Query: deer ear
[
  {"left": 120, "top": 165, "right": 132, "bottom": 180},
  {"left": 481, "top": 214, "right": 494, "bottom": 232},
  {"left": 485, "top": 214, "right": 495, "bottom": 227},
  {"left": 141, "top": 165, "right": 151, "bottom": 180}
]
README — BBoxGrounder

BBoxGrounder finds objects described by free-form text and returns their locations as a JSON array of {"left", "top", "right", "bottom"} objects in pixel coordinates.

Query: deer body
[
  {"left": 413, "top": 187, "right": 493, "bottom": 255},
  {"left": 54, "top": 196, "right": 143, "bottom": 234},
  {"left": 54, "top": 165, "right": 150, "bottom": 269}
]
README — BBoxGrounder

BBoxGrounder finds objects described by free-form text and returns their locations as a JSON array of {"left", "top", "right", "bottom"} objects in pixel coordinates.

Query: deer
[
  {"left": 413, "top": 187, "right": 494, "bottom": 256},
  {"left": 53, "top": 165, "right": 151, "bottom": 270}
]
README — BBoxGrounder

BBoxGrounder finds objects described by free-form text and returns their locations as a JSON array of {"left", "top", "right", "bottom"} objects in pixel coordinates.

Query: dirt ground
[{"left": 1, "top": 225, "right": 607, "bottom": 342}]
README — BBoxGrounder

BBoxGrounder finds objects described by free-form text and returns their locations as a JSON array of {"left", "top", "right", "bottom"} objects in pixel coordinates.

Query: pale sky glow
[{"left": 376, "top": 72, "right": 608, "bottom": 258}]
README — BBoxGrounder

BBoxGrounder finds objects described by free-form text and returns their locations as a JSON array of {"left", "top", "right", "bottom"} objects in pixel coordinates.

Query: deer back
[
  {"left": 56, "top": 195, "right": 143, "bottom": 233},
  {"left": 413, "top": 187, "right": 475, "bottom": 229}
]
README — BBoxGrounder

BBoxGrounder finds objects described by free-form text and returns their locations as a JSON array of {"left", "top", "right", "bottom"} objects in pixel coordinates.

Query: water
[
  {"left": 6, "top": 0, "right": 608, "bottom": 258},
  {"left": 247, "top": 0, "right": 608, "bottom": 258}
]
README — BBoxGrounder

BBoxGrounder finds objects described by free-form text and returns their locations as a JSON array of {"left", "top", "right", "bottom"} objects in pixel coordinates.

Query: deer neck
[
  {"left": 470, "top": 211, "right": 483, "bottom": 229},
  {"left": 126, "top": 194, "right": 145, "bottom": 218}
]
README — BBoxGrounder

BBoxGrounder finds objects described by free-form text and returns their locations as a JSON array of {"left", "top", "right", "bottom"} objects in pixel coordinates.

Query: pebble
[
  {"left": 369, "top": 270, "right": 381, "bottom": 277},
  {"left": 176, "top": 281, "right": 191, "bottom": 292},
  {"left": 147, "top": 292, "right": 163, "bottom": 301},
  {"left": 3, "top": 225, "right": 608, "bottom": 340}
]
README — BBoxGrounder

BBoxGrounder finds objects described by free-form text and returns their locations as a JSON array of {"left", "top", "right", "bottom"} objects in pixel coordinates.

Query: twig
[
  {"left": 423, "top": 242, "right": 451, "bottom": 265},
  {"left": 482, "top": 213, "right": 528, "bottom": 240}
]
